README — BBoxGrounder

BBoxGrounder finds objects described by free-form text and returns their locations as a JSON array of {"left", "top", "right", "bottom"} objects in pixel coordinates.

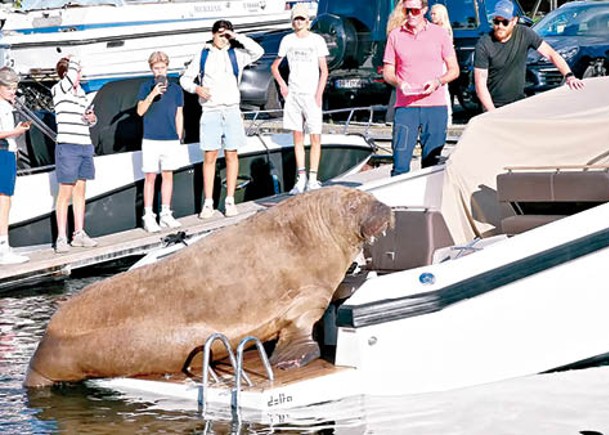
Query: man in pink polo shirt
[{"left": 383, "top": 0, "right": 459, "bottom": 175}]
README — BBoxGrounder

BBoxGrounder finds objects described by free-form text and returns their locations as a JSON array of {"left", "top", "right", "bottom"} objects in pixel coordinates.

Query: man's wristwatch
[{"left": 565, "top": 72, "right": 574, "bottom": 79}]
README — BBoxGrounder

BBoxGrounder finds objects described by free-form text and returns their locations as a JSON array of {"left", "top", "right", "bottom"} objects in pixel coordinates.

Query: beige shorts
[
  {"left": 141, "top": 139, "right": 181, "bottom": 173},
  {"left": 283, "top": 93, "right": 323, "bottom": 134}
]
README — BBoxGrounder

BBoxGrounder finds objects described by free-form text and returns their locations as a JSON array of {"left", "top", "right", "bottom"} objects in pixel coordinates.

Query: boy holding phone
[{"left": 0, "top": 67, "right": 30, "bottom": 264}]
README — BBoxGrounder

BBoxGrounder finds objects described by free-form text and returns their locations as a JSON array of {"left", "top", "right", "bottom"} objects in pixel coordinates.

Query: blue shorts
[
  {"left": 199, "top": 106, "right": 246, "bottom": 152},
  {"left": 0, "top": 150, "right": 17, "bottom": 196},
  {"left": 55, "top": 143, "right": 96, "bottom": 184}
]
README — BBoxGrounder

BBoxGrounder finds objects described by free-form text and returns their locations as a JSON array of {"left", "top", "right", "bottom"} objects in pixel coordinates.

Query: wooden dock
[
  {"left": 0, "top": 199, "right": 275, "bottom": 292},
  {"left": 0, "top": 121, "right": 466, "bottom": 292}
]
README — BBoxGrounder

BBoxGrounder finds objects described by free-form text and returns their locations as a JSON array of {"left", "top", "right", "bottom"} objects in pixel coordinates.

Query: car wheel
[
  {"left": 582, "top": 58, "right": 607, "bottom": 78},
  {"left": 263, "top": 80, "right": 283, "bottom": 118},
  {"left": 312, "top": 13, "right": 358, "bottom": 70}
]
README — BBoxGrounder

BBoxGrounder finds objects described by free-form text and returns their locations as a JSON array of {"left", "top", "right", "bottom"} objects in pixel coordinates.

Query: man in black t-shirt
[{"left": 474, "top": 0, "right": 584, "bottom": 111}]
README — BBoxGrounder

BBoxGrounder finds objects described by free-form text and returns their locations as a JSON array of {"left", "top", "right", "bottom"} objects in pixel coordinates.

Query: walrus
[{"left": 24, "top": 186, "right": 393, "bottom": 387}]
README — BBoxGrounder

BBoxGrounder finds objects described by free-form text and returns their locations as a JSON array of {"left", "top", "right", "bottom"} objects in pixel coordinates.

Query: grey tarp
[{"left": 441, "top": 76, "right": 609, "bottom": 244}]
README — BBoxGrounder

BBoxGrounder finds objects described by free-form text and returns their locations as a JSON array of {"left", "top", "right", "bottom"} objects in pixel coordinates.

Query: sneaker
[
  {"left": 0, "top": 249, "right": 29, "bottom": 265},
  {"left": 224, "top": 201, "right": 238, "bottom": 217},
  {"left": 199, "top": 203, "right": 214, "bottom": 220},
  {"left": 71, "top": 230, "right": 98, "bottom": 248},
  {"left": 289, "top": 175, "right": 307, "bottom": 195},
  {"left": 55, "top": 237, "right": 71, "bottom": 254},
  {"left": 306, "top": 180, "right": 322, "bottom": 191},
  {"left": 142, "top": 213, "right": 161, "bottom": 233},
  {"left": 159, "top": 211, "right": 181, "bottom": 229}
]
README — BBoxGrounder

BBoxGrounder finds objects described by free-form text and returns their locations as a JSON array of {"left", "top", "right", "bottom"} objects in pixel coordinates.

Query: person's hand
[
  {"left": 221, "top": 29, "right": 237, "bottom": 40},
  {"left": 15, "top": 121, "right": 31, "bottom": 135},
  {"left": 279, "top": 83, "right": 289, "bottom": 98},
  {"left": 566, "top": 75, "right": 584, "bottom": 90},
  {"left": 399, "top": 81, "right": 412, "bottom": 94},
  {"left": 150, "top": 82, "right": 167, "bottom": 98},
  {"left": 422, "top": 78, "right": 442, "bottom": 95},
  {"left": 195, "top": 86, "right": 211, "bottom": 100}
]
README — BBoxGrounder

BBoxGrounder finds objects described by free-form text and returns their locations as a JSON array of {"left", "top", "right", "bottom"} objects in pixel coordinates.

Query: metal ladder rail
[
  {"left": 231, "top": 335, "right": 274, "bottom": 420},
  {"left": 198, "top": 333, "right": 253, "bottom": 416}
]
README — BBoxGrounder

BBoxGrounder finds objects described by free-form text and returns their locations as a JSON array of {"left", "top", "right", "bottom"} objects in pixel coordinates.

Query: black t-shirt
[{"left": 474, "top": 25, "right": 543, "bottom": 106}]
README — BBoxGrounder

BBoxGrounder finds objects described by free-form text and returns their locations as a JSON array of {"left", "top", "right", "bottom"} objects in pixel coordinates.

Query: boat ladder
[{"left": 198, "top": 333, "right": 274, "bottom": 419}]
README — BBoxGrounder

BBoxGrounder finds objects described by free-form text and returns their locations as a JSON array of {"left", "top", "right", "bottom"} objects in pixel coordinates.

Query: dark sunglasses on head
[
  {"left": 292, "top": 16, "right": 306, "bottom": 22},
  {"left": 493, "top": 18, "right": 511, "bottom": 26},
  {"left": 405, "top": 7, "right": 422, "bottom": 16}
]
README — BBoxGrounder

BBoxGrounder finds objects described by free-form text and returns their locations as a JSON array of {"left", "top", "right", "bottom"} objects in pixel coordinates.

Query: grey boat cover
[{"left": 442, "top": 76, "right": 609, "bottom": 243}]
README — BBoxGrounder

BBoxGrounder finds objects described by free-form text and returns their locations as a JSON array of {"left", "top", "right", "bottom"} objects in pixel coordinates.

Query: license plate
[{"left": 335, "top": 78, "right": 365, "bottom": 89}]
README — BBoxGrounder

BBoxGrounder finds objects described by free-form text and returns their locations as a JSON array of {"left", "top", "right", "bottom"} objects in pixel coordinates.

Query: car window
[
  {"left": 534, "top": 6, "right": 609, "bottom": 37},
  {"left": 432, "top": 0, "right": 480, "bottom": 29}
]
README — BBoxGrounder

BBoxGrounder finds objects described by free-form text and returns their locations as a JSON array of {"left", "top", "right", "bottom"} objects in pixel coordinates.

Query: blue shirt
[{"left": 137, "top": 79, "right": 184, "bottom": 140}]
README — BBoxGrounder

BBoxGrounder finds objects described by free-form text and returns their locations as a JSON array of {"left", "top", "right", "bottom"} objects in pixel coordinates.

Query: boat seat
[
  {"left": 364, "top": 207, "right": 454, "bottom": 273},
  {"left": 497, "top": 169, "right": 609, "bottom": 234}
]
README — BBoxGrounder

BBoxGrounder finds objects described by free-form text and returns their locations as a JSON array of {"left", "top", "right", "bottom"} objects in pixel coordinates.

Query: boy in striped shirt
[{"left": 51, "top": 56, "right": 98, "bottom": 253}]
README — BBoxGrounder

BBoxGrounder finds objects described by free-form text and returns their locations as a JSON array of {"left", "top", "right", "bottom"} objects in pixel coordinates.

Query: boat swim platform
[{"left": 93, "top": 348, "right": 359, "bottom": 412}]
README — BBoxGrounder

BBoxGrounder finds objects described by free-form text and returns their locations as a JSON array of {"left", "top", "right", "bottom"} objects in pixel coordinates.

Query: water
[{"left": 2, "top": 272, "right": 609, "bottom": 434}]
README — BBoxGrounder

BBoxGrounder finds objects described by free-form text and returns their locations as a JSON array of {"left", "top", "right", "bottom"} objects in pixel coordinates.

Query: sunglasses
[
  {"left": 405, "top": 7, "right": 422, "bottom": 16},
  {"left": 292, "top": 16, "right": 307, "bottom": 22},
  {"left": 493, "top": 18, "right": 511, "bottom": 26}
]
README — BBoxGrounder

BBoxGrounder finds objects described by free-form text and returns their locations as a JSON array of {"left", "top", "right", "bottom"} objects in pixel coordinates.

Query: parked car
[{"left": 526, "top": 0, "right": 609, "bottom": 94}]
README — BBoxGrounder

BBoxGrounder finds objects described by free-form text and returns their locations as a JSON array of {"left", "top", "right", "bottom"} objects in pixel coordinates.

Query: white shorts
[
  {"left": 141, "top": 139, "right": 181, "bottom": 173},
  {"left": 283, "top": 93, "right": 323, "bottom": 134}
]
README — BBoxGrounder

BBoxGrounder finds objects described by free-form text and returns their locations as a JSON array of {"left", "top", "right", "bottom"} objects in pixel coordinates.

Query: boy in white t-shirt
[{"left": 271, "top": 3, "right": 329, "bottom": 194}]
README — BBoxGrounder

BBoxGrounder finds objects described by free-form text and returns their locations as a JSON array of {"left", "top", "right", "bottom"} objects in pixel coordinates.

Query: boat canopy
[
  {"left": 442, "top": 76, "right": 609, "bottom": 243},
  {"left": 18, "top": 0, "right": 124, "bottom": 11}
]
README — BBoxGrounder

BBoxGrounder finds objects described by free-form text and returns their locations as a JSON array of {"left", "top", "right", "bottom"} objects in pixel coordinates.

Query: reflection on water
[{"left": 3, "top": 273, "right": 609, "bottom": 434}]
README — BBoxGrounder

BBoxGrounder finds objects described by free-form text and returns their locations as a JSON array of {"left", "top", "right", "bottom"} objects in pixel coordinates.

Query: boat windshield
[
  {"left": 18, "top": 0, "right": 125, "bottom": 11},
  {"left": 533, "top": 5, "right": 609, "bottom": 37}
]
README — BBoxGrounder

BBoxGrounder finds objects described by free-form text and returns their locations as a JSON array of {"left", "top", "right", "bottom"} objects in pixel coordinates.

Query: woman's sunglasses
[
  {"left": 493, "top": 18, "right": 511, "bottom": 27},
  {"left": 405, "top": 8, "right": 422, "bottom": 16}
]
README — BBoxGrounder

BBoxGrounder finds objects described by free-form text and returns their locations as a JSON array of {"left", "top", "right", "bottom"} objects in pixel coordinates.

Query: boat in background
[
  {"left": 0, "top": 0, "right": 292, "bottom": 93},
  {"left": 9, "top": 77, "right": 378, "bottom": 248},
  {"left": 93, "top": 78, "right": 609, "bottom": 417}
]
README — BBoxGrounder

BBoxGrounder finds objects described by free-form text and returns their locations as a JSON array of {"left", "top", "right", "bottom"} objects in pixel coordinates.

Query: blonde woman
[{"left": 430, "top": 3, "right": 454, "bottom": 124}]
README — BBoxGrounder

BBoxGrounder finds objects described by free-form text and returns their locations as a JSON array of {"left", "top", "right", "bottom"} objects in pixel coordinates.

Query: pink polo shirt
[{"left": 384, "top": 21, "right": 456, "bottom": 108}]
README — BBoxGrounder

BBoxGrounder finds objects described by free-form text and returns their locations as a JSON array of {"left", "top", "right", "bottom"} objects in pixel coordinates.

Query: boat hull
[{"left": 9, "top": 135, "right": 373, "bottom": 247}]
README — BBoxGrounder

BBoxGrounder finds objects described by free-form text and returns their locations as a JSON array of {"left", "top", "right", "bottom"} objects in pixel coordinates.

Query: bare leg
[
  {"left": 309, "top": 133, "right": 322, "bottom": 172},
  {"left": 203, "top": 150, "right": 218, "bottom": 201},
  {"left": 143, "top": 173, "right": 157, "bottom": 209},
  {"left": 160, "top": 171, "right": 173, "bottom": 207},
  {"left": 224, "top": 150, "right": 239, "bottom": 199},
  {"left": 293, "top": 130, "right": 306, "bottom": 170},
  {"left": 55, "top": 183, "right": 74, "bottom": 239},
  {"left": 0, "top": 195, "right": 10, "bottom": 236},
  {"left": 72, "top": 180, "right": 86, "bottom": 234}
]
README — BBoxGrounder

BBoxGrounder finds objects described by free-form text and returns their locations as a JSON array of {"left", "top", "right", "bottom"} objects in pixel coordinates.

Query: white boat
[
  {"left": 9, "top": 77, "right": 376, "bottom": 248},
  {"left": 0, "top": 0, "right": 293, "bottom": 93},
  {"left": 92, "top": 77, "right": 609, "bottom": 417}
]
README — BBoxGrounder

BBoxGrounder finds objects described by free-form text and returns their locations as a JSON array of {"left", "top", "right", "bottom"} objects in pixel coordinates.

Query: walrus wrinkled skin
[{"left": 24, "top": 186, "right": 393, "bottom": 387}]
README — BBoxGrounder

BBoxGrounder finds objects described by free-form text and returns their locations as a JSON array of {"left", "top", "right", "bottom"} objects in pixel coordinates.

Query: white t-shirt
[
  {"left": 278, "top": 32, "right": 329, "bottom": 95},
  {"left": 0, "top": 99, "right": 17, "bottom": 152}
]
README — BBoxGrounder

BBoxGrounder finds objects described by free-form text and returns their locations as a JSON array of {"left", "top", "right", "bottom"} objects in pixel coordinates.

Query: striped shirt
[{"left": 51, "top": 59, "right": 92, "bottom": 145}]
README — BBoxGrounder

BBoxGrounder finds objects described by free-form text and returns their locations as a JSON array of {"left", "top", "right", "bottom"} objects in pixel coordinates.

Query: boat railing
[
  {"left": 198, "top": 332, "right": 252, "bottom": 417},
  {"left": 231, "top": 335, "right": 274, "bottom": 421},
  {"left": 243, "top": 105, "right": 388, "bottom": 141}
]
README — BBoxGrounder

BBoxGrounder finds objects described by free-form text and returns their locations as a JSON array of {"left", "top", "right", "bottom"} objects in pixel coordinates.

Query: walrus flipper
[{"left": 270, "top": 333, "right": 320, "bottom": 370}]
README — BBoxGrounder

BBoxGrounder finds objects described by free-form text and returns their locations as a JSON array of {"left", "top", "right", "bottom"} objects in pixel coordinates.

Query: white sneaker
[
  {"left": 71, "top": 230, "right": 98, "bottom": 248},
  {"left": 224, "top": 201, "right": 238, "bottom": 217},
  {"left": 54, "top": 237, "right": 71, "bottom": 254},
  {"left": 306, "top": 180, "right": 322, "bottom": 191},
  {"left": 0, "top": 249, "right": 29, "bottom": 265},
  {"left": 199, "top": 203, "right": 214, "bottom": 220},
  {"left": 159, "top": 211, "right": 181, "bottom": 229},
  {"left": 289, "top": 175, "right": 307, "bottom": 195},
  {"left": 142, "top": 213, "right": 161, "bottom": 233}
]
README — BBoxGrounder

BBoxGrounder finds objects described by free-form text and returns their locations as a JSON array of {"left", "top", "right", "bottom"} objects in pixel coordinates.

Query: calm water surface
[{"left": 2, "top": 272, "right": 609, "bottom": 434}]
